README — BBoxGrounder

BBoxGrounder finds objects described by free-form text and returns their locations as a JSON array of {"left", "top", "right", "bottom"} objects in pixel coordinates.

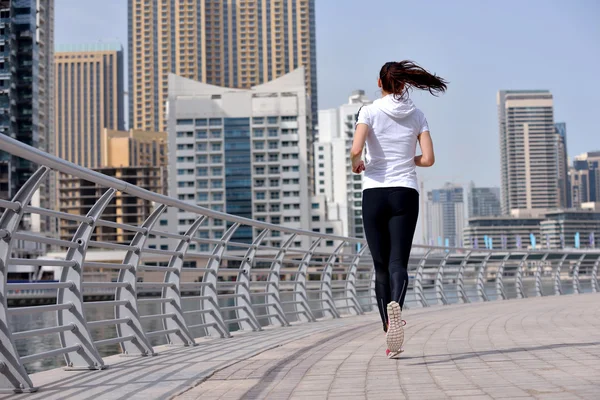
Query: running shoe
[
  {"left": 386, "top": 347, "right": 404, "bottom": 359},
  {"left": 386, "top": 301, "right": 405, "bottom": 355}
]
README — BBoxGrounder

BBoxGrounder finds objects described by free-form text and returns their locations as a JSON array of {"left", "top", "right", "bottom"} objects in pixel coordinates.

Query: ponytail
[{"left": 379, "top": 61, "right": 447, "bottom": 99}]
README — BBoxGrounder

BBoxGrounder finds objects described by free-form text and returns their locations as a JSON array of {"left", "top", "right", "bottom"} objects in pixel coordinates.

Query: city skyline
[{"left": 55, "top": 0, "right": 600, "bottom": 192}]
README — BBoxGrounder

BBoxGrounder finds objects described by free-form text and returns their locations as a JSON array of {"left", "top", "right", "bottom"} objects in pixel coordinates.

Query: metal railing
[{"left": 0, "top": 134, "right": 598, "bottom": 393}]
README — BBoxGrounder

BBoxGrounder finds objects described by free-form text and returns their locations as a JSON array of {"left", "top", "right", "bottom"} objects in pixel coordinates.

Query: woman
[{"left": 351, "top": 61, "right": 446, "bottom": 358}]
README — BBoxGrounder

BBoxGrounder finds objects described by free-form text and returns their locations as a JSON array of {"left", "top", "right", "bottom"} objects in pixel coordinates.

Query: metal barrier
[{"left": 0, "top": 134, "right": 599, "bottom": 393}]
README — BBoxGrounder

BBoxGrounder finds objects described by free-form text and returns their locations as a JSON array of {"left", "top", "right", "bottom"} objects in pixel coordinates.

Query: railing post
[
  {"left": 572, "top": 254, "right": 585, "bottom": 295},
  {"left": 515, "top": 254, "right": 529, "bottom": 299},
  {"left": 592, "top": 254, "right": 600, "bottom": 293},
  {"left": 234, "top": 229, "right": 269, "bottom": 332},
  {"left": 476, "top": 253, "right": 492, "bottom": 302},
  {"left": 434, "top": 251, "right": 452, "bottom": 305},
  {"left": 162, "top": 216, "right": 207, "bottom": 347},
  {"left": 59, "top": 189, "right": 115, "bottom": 370},
  {"left": 345, "top": 245, "right": 367, "bottom": 315},
  {"left": 116, "top": 204, "right": 167, "bottom": 357},
  {"left": 554, "top": 254, "right": 568, "bottom": 296},
  {"left": 496, "top": 253, "right": 511, "bottom": 300},
  {"left": 319, "top": 242, "right": 344, "bottom": 319},
  {"left": 456, "top": 251, "right": 473, "bottom": 304},
  {"left": 266, "top": 234, "right": 295, "bottom": 327},
  {"left": 414, "top": 249, "right": 433, "bottom": 307},
  {"left": 0, "top": 167, "right": 48, "bottom": 393},
  {"left": 294, "top": 238, "right": 319, "bottom": 322},
  {"left": 201, "top": 223, "right": 240, "bottom": 338},
  {"left": 535, "top": 253, "right": 550, "bottom": 297}
]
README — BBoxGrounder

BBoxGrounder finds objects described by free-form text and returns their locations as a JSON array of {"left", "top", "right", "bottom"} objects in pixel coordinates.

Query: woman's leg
[
  {"left": 362, "top": 189, "right": 392, "bottom": 331},
  {"left": 386, "top": 188, "right": 419, "bottom": 309}
]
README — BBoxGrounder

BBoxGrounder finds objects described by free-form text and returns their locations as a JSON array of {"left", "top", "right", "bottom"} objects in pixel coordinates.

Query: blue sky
[{"left": 56, "top": 0, "right": 600, "bottom": 193}]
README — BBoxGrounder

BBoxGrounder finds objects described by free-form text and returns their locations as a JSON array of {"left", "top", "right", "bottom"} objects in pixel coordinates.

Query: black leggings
[{"left": 362, "top": 187, "right": 419, "bottom": 331}]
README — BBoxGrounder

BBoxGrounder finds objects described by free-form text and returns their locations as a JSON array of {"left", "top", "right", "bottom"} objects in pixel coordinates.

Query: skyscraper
[
  {"left": 555, "top": 122, "right": 570, "bottom": 208},
  {"left": 167, "top": 69, "right": 339, "bottom": 250},
  {"left": 315, "top": 90, "right": 371, "bottom": 238},
  {"left": 425, "top": 183, "right": 464, "bottom": 247},
  {"left": 467, "top": 182, "right": 501, "bottom": 218},
  {"left": 498, "top": 90, "right": 559, "bottom": 215},
  {"left": 569, "top": 151, "right": 600, "bottom": 208},
  {"left": 128, "top": 0, "right": 317, "bottom": 134},
  {"left": 0, "top": 0, "right": 54, "bottom": 234},
  {"left": 54, "top": 43, "right": 125, "bottom": 168}
]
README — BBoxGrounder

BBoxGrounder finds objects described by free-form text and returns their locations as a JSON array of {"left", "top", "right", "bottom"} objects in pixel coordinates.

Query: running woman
[{"left": 350, "top": 61, "right": 447, "bottom": 358}]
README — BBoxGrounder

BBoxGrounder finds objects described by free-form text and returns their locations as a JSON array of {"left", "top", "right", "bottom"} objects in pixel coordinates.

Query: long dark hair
[{"left": 379, "top": 61, "right": 447, "bottom": 99}]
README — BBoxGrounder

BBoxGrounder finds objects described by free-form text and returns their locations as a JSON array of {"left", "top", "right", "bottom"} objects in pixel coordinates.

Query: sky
[{"left": 55, "top": 0, "right": 600, "bottom": 192}]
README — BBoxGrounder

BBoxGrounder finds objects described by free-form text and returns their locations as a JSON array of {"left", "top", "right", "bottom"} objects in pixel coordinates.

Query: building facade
[
  {"left": 569, "top": 151, "right": 600, "bottom": 209},
  {"left": 55, "top": 43, "right": 125, "bottom": 168},
  {"left": 425, "top": 183, "right": 464, "bottom": 247},
  {"left": 467, "top": 183, "right": 501, "bottom": 218},
  {"left": 0, "top": 0, "right": 54, "bottom": 237},
  {"left": 540, "top": 210, "right": 600, "bottom": 249},
  {"left": 463, "top": 216, "right": 543, "bottom": 250},
  {"left": 555, "top": 122, "right": 570, "bottom": 209},
  {"left": 315, "top": 90, "right": 371, "bottom": 238},
  {"left": 128, "top": 0, "right": 317, "bottom": 134},
  {"left": 167, "top": 69, "right": 339, "bottom": 251},
  {"left": 59, "top": 129, "right": 167, "bottom": 243},
  {"left": 498, "top": 90, "right": 559, "bottom": 215}
]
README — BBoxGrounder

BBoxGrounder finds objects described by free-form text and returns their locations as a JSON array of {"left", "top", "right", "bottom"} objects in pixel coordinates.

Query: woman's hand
[{"left": 352, "top": 159, "right": 365, "bottom": 174}]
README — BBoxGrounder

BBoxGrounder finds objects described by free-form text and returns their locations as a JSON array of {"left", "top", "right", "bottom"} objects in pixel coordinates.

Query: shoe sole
[
  {"left": 386, "top": 301, "right": 404, "bottom": 353},
  {"left": 387, "top": 349, "right": 404, "bottom": 359}
]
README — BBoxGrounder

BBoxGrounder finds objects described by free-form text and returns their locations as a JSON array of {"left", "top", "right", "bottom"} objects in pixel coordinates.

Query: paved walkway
[{"left": 10, "top": 293, "right": 600, "bottom": 400}]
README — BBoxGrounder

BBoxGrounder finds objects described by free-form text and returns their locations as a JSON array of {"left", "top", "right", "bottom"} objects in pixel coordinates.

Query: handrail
[{"left": 0, "top": 133, "right": 599, "bottom": 394}]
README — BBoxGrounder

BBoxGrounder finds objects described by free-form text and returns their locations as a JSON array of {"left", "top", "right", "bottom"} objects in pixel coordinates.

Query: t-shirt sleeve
[
  {"left": 356, "top": 106, "right": 371, "bottom": 128},
  {"left": 419, "top": 111, "right": 430, "bottom": 134}
]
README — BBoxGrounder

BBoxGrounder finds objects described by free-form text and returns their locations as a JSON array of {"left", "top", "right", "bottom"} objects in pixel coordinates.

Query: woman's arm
[
  {"left": 350, "top": 123, "right": 369, "bottom": 173},
  {"left": 415, "top": 131, "right": 435, "bottom": 167}
]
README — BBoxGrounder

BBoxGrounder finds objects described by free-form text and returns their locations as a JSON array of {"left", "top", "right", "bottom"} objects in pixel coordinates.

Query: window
[
  {"left": 197, "top": 193, "right": 208, "bottom": 201},
  {"left": 253, "top": 129, "right": 264, "bottom": 137},
  {"left": 312, "top": 216, "right": 320, "bottom": 222},
  {"left": 294, "top": 216, "right": 301, "bottom": 222},
  {"left": 269, "top": 179, "right": 279, "bottom": 187},
  {"left": 256, "top": 192, "right": 266, "bottom": 200},
  {"left": 197, "top": 155, "right": 207, "bottom": 163},
  {"left": 271, "top": 216, "right": 280, "bottom": 224},
  {"left": 255, "top": 166, "right": 265, "bottom": 174},
  {"left": 312, "top": 228, "right": 320, "bottom": 233},
  {"left": 161, "top": 245, "right": 168, "bottom": 250},
  {"left": 326, "top": 228, "right": 334, "bottom": 234},
  {"left": 312, "top": 203, "right": 319, "bottom": 209},
  {"left": 196, "top": 130, "right": 207, "bottom": 139},
  {"left": 197, "top": 143, "right": 207, "bottom": 151},
  {"left": 284, "top": 216, "right": 292, "bottom": 222},
  {"left": 209, "top": 118, "right": 222, "bottom": 126},
  {"left": 211, "top": 167, "right": 222, "bottom": 175},
  {"left": 267, "top": 116, "right": 278, "bottom": 124},
  {"left": 268, "top": 129, "right": 278, "bottom": 137},
  {"left": 253, "top": 117, "right": 264, "bottom": 124},
  {"left": 256, "top": 204, "right": 266, "bottom": 212},
  {"left": 195, "top": 119, "right": 207, "bottom": 126},
  {"left": 270, "top": 204, "right": 280, "bottom": 212},
  {"left": 254, "top": 141, "right": 265, "bottom": 150},
  {"left": 255, "top": 179, "right": 265, "bottom": 187},
  {"left": 212, "top": 180, "right": 223, "bottom": 188},
  {"left": 210, "top": 130, "right": 222, "bottom": 138},
  {"left": 282, "top": 116, "right": 297, "bottom": 121},
  {"left": 268, "top": 141, "right": 278, "bottom": 149},
  {"left": 211, "top": 155, "right": 222, "bottom": 163},
  {"left": 197, "top": 180, "right": 208, "bottom": 188},
  {"left": 211, "top": 143, "right": 221, "bottom": 151},
  {"left": 354, "top": 201, "right": 362, "bottom": 207},
  {"left": 269, "top": 166, "right": 280, "bottom": 174},
  {"left": 292, "top": 166, "right": 299, "bottom": 172},
  {"left": 326, "top": 240, "right": 334, "bottom": 247},
  {"left": 160, "top": 220, "right": 168, "bottom": 226},
  {"left": 268, "top": 154, "right": 279, "bottom": 162},
  {"left": 197, "top": 167, "right": 208, "bottom": 176},
  {"left": 353, "top": 184, "right": 361, "bottom": 190},
  {"left": 319, "top": 163, "right": 324, "bottom": 168},
  {"left": 178, "top": 119, "right": 194, "bottom": 125},
  {"left": 270, "top": 192, "right": 280, "bottom": 199}
]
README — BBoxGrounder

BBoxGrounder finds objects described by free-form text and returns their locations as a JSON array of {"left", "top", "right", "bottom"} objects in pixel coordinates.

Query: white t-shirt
[{"left": 356, "top": 95, "right": 429, "bottom": 192}]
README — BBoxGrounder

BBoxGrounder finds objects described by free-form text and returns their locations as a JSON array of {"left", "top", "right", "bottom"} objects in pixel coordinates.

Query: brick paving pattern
[{"left": 10, "top": 293, "right": 599, "bottom": 400}]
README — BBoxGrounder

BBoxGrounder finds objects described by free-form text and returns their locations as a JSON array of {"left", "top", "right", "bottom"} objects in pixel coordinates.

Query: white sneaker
[{"left": 386, "top": 301, "right": 405, "bottom": 355}]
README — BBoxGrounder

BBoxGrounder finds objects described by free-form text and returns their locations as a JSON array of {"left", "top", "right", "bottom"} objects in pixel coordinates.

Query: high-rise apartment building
[
  {"left": 555, "top": 122, "right": 570, "bottom": 208},
  {"left": 569, "top": 151, "right": 600, "bottom": 208},
  {"left": 54, "top": 43, "right": 124, "bottom": 168},
  {"left": 167, "top": 69, "right": 339, "bottom": 251},
  {"left": 0, "top": 0, "right": 54, "bottom": 239},
  {"left": 128, "top": 0, "right": 317, "bottom": 134},
  {"left": 425, "top": 183, "right": 464, "bottom": 247},
  {"left": 59, "top": 129, "right": 167, "bottom": 243},
  {"left": 315, "top": 90, "right": 371, "bottom": 238},
  {"left": 467, "top": 183, "right": 501, "bottom": 218},
  {"left": 498, "top": 90, "right": 559, "bottom": 215}
]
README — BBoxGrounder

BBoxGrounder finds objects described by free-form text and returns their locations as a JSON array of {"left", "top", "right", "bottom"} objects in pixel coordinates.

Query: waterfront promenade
[{"left": 7, "top": 293, "right": 599, "bottom": 400}]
